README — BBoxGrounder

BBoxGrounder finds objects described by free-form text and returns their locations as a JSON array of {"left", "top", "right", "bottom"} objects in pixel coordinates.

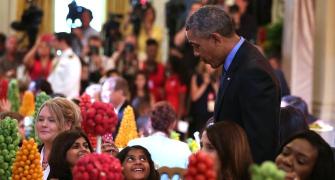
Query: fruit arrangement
[
  {"left": 0, "top": 78, "right": 8, "bottom": 100},
  {"left": 0, "top": 116, "right": 20, "bottom": 179},
  {"left": 8, "top": 79, "right": 20, "bottom": 112},
  {"left": 81, "top": 100, "right": 118, "bottom": 136},
  {"left": 19, "top": 91, "right": 35, "bottom": 117},
  {"left": 250, "top": 161, "right": 285, "bottom": 180},
  {"left": 115, "top": 106, "right": 138, "bottom": 148},
  {"left": 187, "top": 138, "right": 200, "bottom": 153},
  {"left": 184, "top": 151, "right": 216, "bottom": 180},
  {"left": 29, "top": 91, "right": 51, "bottom": 140},
  {"left": 72, "top": 153, "right": 123, "bottom": 180},
  {"left": 170, "top": 130, "right": 180, "bottom": 141},
  {"left": 11, "top": 138, "right": 43, "bottom": 180},
  {"left": 33, "top": 92, "right": 51, "bottom": 119}
]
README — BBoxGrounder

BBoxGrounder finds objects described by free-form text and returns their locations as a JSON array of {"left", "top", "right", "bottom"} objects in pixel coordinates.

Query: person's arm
[
  {"left": 174, "top": 27, "right": 186, "bottom": 47},
  {"left": 190, "top": 74, "right": 210, "bottom": 101},
  {"left": 23, "top": 37, "right": 41, "bottom": 68}
]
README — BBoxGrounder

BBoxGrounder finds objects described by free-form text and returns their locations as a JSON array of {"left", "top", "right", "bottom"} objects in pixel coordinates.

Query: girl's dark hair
[
  {"left": 278, "top": 130, "right": 335, "bottom": 180},
  {"left": 117, "top": 145, "right": 159, "bottom": 180},
  {"left": 48, "top": 129, "right": 93, "bottom": 180},
  {"left": 205, "top": 121, "right": 253, "bottom": 180},
  {"left": 131, "top": 70, "right": 151, "bottom": 102}
]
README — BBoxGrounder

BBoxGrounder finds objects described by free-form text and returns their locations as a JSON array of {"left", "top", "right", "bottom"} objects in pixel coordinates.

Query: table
[{"left": 314, "top": 120, "right": 335, "bottom": 148}]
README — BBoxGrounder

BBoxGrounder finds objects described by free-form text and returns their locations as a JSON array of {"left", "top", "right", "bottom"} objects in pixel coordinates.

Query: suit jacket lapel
[{"left": 214, "top": 41, "right": 248, "bottom": 120}]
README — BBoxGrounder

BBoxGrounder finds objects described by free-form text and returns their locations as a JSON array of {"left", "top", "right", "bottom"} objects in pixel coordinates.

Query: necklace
[{"left": 41, "top": 147, "right": 49, "bottom": 170}]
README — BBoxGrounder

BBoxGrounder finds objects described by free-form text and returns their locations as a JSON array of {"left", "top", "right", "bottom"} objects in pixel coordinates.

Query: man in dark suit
[{"left": 185, "top": 5, "right": 280, "bottom": 163}]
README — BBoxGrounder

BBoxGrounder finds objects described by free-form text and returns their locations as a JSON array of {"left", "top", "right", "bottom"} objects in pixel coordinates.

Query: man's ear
[{"left": 210, "top": 32, "right": 224, "bottom": 45}]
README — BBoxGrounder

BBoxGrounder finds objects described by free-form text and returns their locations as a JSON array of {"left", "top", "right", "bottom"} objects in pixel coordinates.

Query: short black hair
[{"left": 54, "top": 32, "right": 72, "bottom": 47}]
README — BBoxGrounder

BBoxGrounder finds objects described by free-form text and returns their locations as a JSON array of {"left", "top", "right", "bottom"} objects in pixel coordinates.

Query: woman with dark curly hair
[
  {"left": 275, "top": 130, "right": 335, "bottom": 180},
  {"left": 128, "top": 101, "right": 191, "bottom": 170},
  {"left": 47, "top": 129, "right": 93, "bottom": 180},
  {"left": 117, "top": 145, "right": 159, "bottom": 180}
]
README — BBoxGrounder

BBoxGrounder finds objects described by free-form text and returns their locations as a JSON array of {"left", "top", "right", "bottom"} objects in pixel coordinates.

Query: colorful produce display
[
  {"left": 33, "top": 92, "right": 51, "bottom": 119},
  {"left": 115, "top": 106, "right": 138, "bottom": 148},
  {"left": 72, "top": 153, "right": 123, "bottom": 180},
  {"left": 0, "top": 79, "right": 8, "bottom": 100},
  {"left": 81, "top": 100, "right": 118, "bottom": 136},
  {"left": 250, "top": 161, "right": 285, "bottom": 180},
  {"left": 8, "top": 79, "right": 20, "bottom": 112},
  {"left": 0, "top": 117, "right": 20, "bottom": 179},
  {"left": 11, "top": 138, "right": 43, "bottom": 180},
  {"left": 19, "top": 91, "right": 35, "bottom": 117},
  {"left": 184, "top": 151, "right": 216, "bottom": 180}
]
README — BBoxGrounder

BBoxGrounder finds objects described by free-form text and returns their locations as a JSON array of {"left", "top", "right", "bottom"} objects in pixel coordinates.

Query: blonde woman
[{"left": 35, "top": 97, "right": 81, "bottom": 180}]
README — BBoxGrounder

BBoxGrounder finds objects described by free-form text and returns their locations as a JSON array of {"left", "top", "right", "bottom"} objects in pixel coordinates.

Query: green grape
[
  {"left": 29, "top": 91, "right": 50, "bottom": 141},
  {"left": 0, "top": 143, "right": 6, "bottom": 149},
  {"left": 0, "top": 135, "right": 4, "bottom": 143},
  {"left": 0, "top": 117, "right": 20, "bottom": 179},
  {"left": 5, "top": 136, "right": 12, "bottom": 144},
  {"left": 4, "top": 155, "right": 11, "bottom": 162},
  {"left": 250, "top": 161, "right": 286, "bottom": 180},
  {"left": 2, "top": 149, "right": 8, "bottom": 156}
]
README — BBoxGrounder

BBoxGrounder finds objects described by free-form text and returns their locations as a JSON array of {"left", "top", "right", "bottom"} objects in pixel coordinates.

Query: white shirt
[
  {"left": 48, "top": 48, "right": 81, "bottom": 99},
  {"left": 40, "top": 147, "right": 50, "bottom": 180},
  {"left": 128, "top": 132, "right": 191, "bottom": 168}
]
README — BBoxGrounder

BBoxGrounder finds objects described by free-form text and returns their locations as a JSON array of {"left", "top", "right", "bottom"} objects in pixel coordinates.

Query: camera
[
  {"left": 89, "top": 46, "right": 100, "bottom": 56},
  {"left": 124, "top": 43, "right": 135, "bottom": 53}
]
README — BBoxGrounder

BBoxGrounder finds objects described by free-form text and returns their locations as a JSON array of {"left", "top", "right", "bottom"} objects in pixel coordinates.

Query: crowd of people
[{"left": 0, "top": 0, "right": 334, "bottom": 180}]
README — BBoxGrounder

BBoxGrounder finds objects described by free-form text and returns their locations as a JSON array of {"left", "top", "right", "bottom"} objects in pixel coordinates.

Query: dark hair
[
  {"left": 105, "top": 76, "right": 130, "bottom": 97},
  {"left": 117, "top": 145, "right": 159, "bottom": 180},
  {"left": 0, "top": 33, "right": 6, "bottom": 44},
  {"left": 146, "top": 38, "right": 158, "bottom": 47},
  {"left": 205, "top": 121, "right": 253, "bottom": 180},
  {"left": 48, "top": 129, "right": 93, "bottom": 180},
  {"left": 82, "top": 8, "right": 93, "bottom": 20},
  {"left": 186, "top": 5, "right": 235, "bottom": 38},
  {"left": 131, "top": 71, "right": 150, "bottom": 102},
  {"left": 35, "top": 79, "right": 53, "bottom": 95},
  {"left": 279, "top": 106, "right": 309, "bottom": 145},
  {"left": 143, "top": 3, "right": 156, "bottom": 23},
  {"left": 88, "top": 35, "right": 101, "bottom": 43},
  {"left": 0, "top": 111, "right": 23, "bottom": 122},
  {"left": 278, "top": 130, "right": 335, "bottom": 180},
  {"left": 281, "top": 95, "right": 317, "bottom": 123},
  {"left": 54, "top": 32, "right": 73, "bottom": 47},
  {"left": 150, "top": 101, "right": 177, "bottom": 134}
]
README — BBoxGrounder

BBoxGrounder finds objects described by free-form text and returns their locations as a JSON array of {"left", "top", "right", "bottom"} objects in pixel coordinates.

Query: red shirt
[
  {"left": 165, "top": 74, "right": 187, "bottom": 113},
  {"left": 29, "top": 60, "right": 52, "bottom": 80},
  {"left": 146, "top": 63, "right": 165, "bottom": 101}
]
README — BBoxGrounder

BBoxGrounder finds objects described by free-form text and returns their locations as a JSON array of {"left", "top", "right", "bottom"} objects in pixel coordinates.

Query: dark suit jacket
[{"left": 214, "top": 41, "right": 281, "bottom": 163}]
